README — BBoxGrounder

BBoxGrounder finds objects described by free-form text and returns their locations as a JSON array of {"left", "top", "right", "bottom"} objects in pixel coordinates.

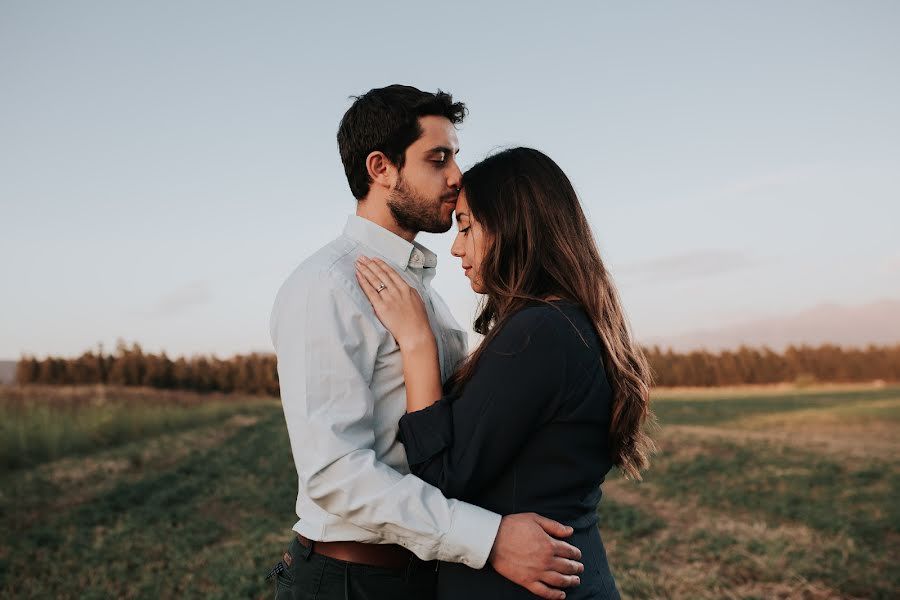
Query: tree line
[
  {"left": 643, "top": 343, "right": 900, "bottom": 386},
  {"left": 14, "top": 341, "right": 900, "bottom": 393},
  {"left": 15, "top": 342, "right": 278, "bottom": 396}
]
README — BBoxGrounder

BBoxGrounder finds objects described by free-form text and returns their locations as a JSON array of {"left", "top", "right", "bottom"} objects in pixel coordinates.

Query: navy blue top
[{"left": 398, "top": 301, "right": 620, "bottom": 599}]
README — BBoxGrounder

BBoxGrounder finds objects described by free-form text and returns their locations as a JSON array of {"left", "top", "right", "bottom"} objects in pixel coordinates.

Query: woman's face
[{"left": 450, "top": 191, "right": 488, "bottom": 293}]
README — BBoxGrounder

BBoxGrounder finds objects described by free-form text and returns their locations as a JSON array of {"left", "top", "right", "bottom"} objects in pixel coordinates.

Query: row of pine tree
[{"left": 14, "top": 341, "right": 900, "bottom": 392}]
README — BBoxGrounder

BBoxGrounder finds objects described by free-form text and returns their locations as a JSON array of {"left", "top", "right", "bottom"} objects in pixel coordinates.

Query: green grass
[
  {"left": 0, "top": 398, "right": 272, "bottom": 471},
  {"left": 595, "top": 385, "right": 900, "bottom": 599},
  {"left": 1, "top": 402, "right": 294, "bottom": 599},
  {"left": 634, "top": 436, "right": 899, "bottom": 598},
  {"left": 597, "top": 497, "right": 666, "bottom": 539},
  {"left": 4, "top": 384, "right": 899, "bottom": 599},
  {"left": 648, "top": 438, "right": 899, "bottom": 548}
]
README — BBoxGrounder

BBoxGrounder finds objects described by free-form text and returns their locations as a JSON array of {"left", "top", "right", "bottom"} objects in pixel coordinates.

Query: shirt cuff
[
  {"left": 438, "top": 500, "right": 502, "bottom": 569},
  {"left": 397, "top": 399, "right": 454, "bottom": 465}
]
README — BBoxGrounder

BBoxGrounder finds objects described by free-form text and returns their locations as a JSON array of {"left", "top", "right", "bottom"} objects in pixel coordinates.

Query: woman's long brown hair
[{"left": 445, "top": 147, "right": 655, "bottom": 479}]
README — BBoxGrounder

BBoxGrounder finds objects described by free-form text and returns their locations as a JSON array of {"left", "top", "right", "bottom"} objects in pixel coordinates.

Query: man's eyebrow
[{"left": 427, "top": 146, "right": 460, "bottom": 155}]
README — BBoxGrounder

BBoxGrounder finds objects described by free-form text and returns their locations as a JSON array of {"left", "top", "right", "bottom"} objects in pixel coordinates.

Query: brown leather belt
[{"left": 296, "top": 533, "right": 413, "bottom": 569}]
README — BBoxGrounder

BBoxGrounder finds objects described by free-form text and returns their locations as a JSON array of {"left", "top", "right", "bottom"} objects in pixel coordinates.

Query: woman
[{"left": 354, "top": 147, "right": 654, "bottom": 599}]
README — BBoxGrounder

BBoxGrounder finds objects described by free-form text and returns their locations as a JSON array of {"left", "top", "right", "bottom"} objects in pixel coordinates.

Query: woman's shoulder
[{"left": 491, "top": 301, "right": 592, "bottom": 352}]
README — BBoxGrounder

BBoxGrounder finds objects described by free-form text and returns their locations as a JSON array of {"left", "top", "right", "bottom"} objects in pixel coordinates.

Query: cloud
[
  {"left": 643, "top": 298, "right": 900, "bottom": 352},
  {"left": 618, "top": 250, "right": 757, "bottom": 284},
  {"left": 149, "top": 280, "right": 212, "bottom": 318}
]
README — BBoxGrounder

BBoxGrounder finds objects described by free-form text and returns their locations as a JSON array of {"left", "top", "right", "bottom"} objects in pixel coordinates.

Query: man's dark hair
[{"left": 337, "top": 84, "right": 467, "bottom": 199}]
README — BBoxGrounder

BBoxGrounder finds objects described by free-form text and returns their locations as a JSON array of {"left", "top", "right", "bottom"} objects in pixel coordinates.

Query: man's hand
[{"left": 488, "top": 513, "right": 584, "bottom": 600}]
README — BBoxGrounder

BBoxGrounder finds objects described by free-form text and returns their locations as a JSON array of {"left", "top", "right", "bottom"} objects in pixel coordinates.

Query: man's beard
[{"left": 387, "top": 175, "right": 454, "bottom": 234}]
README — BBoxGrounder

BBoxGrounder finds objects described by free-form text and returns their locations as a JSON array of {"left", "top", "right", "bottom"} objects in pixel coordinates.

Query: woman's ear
[{"left": 365, "top": 151, "right": 398, "bottom": 191}]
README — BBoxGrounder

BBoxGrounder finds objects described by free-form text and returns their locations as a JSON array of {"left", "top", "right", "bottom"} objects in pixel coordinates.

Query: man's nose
[{"left": 447, "top": 163, "right": 462, "bottom": 190}]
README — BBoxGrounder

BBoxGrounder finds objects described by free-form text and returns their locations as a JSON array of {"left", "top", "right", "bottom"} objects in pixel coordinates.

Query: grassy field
[
  {"left": 603, "top": 383, "right": 900, "bottom": 599},
  {"left": 2, "top": 383, "right": 897, "bottom": 599},
  {"left": 0, "top": 385, "right": 270, "bottom": 471}
]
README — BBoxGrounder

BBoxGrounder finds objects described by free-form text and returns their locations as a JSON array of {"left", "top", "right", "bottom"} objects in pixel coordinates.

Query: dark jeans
[{"left": 271, "top": 536, "right": 437, "bottom": 600}]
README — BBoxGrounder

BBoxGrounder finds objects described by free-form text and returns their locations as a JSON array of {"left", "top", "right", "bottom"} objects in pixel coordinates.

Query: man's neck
[{"left": 355, "top": 199, "right": 417, "bottom": 243}]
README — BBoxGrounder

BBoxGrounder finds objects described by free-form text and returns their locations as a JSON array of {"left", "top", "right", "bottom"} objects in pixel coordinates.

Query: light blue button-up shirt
[{"left": 269, "top": 215, "right": 501, "bottom": 568}]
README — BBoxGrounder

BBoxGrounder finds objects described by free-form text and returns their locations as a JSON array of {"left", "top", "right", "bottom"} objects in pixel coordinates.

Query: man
[{"left": 268, "top": 85, "right": 583, "bottom": 600}]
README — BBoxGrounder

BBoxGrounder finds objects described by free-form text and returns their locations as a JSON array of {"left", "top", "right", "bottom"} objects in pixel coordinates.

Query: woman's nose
[{"left": 450, "top": 238, "right": 463, "bottom": 257}]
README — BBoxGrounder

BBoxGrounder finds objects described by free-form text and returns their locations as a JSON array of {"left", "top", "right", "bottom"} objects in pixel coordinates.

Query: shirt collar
[{"left": 343, "top": 215, "right": 438, "bottom": 271}]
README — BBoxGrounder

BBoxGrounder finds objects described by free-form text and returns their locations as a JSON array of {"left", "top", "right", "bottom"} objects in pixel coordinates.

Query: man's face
[{"left": 387, "top": 115, "right": 462, "bottom": 234}]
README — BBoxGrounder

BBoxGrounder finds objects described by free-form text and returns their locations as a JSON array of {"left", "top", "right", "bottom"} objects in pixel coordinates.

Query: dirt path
[{"left": 660, "top": 423, "right": 900, "bottom": 460}]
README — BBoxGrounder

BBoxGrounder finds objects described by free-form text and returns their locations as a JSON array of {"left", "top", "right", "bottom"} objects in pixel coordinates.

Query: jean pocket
[{"left": 267, "top": 550, "right": 295, "bottom": 587}]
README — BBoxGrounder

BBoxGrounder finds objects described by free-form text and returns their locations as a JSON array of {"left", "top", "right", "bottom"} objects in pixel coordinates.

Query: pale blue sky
[{"left": 2, "top": 1, "right": 899, "bottom": 359}]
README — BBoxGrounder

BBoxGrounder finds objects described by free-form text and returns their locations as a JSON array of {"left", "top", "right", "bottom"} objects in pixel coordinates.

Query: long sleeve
[
  {"left": 270, "top": 268, "right": 501, "bottom": 568},
  {"left": 397, "top": 306, "right": 570, "bottom": 500}
]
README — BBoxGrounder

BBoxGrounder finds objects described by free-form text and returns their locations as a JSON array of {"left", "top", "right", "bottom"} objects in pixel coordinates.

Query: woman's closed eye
[{"left": 459, "top": 226, "right": 471, "bottom": 236}]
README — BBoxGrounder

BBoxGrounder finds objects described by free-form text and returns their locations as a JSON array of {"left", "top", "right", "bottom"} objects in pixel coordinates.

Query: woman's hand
[{"left": 355, "top": 255, "right": 435, "bottom": 351}]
